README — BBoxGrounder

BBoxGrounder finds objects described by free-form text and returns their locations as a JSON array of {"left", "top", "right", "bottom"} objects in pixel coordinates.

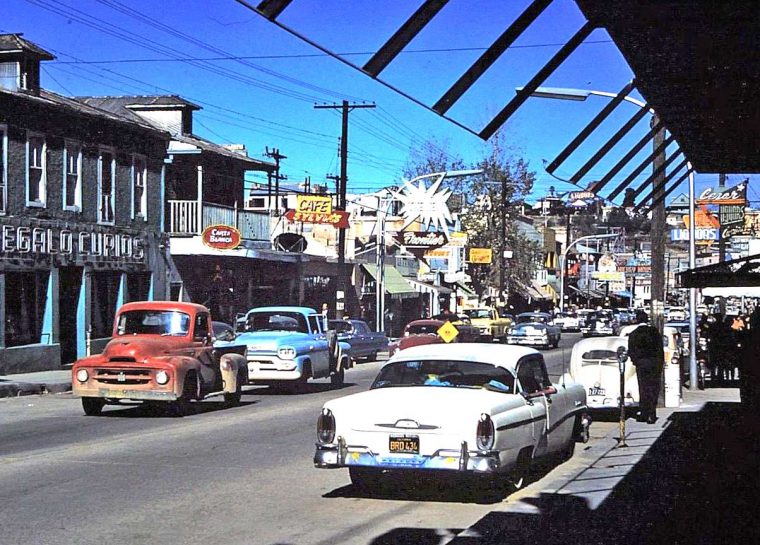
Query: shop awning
[
  {"left": 361, "top": 264, "right": 417, "bottom": 299},
  {"left": 407, "top": 279, "right": 453, "bottom": 296},
  {"left": 676, "top": 253, "right": 760, "bottom": 288},
  {"left": 515, "top": 280, "right": 551, "bottom": 301},
  {"left": 569, "top": 285, "right": 607, "bottom": 299}
]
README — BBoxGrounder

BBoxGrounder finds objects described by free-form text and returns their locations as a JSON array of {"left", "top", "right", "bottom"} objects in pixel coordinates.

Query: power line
[{"left": 53, "top": 40, "right": 615, "bottom": 63}]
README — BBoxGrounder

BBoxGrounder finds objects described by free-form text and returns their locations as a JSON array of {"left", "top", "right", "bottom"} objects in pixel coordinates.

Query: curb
[{"left": 0, "top": 380, "right": 72, "bottom": 399}]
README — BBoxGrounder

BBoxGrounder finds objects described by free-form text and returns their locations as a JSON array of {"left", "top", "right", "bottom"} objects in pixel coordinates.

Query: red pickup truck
[{"left": 71, "top": 301, "right": 247, "bottom": 416}]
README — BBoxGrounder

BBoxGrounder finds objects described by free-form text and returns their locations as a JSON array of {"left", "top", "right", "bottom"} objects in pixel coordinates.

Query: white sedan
[
  {"left": 569, "top": 336, "right": 639, "bottom": 410},
  {"left": 313, "top": 344, "right": 590, "bottom": 492}
]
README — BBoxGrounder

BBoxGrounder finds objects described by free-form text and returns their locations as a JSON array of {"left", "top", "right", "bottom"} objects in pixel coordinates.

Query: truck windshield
[
  {"left": 116, "top": 310, "right": 191, "bottom": 336},
  {"left": 244, "top": 312, "right": 309, "bottom": 333},
  {"left": 463, "top": 309, "right": 491, "bottom": 319},
  {"left": 372, "top": 359, "right": 515, "bottom": 392}
]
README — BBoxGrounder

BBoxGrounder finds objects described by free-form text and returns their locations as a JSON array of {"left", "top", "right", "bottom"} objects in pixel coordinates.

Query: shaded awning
[
  {"left": 569, "top": 285, "right": 607, "bottom": 299},
  {"left": 407, "top": 279, "right": 453, "bottom": 296},
  {"left": 676, "top": 254, "right": 760, "bottom": 288},
  {"left": 361, "top": 264, "right": 417, "bottom": 299},
  {"left": 515, "top": 280, "right": 551, "bottom": 301}
]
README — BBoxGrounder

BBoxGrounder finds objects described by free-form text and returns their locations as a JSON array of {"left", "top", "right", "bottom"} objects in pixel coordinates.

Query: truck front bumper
[
  {"left": 73, "top": 386, "right": 178, "bottom": 401},
  {"left": 246, "top": 356, "right": 304, "bottom": 381}
]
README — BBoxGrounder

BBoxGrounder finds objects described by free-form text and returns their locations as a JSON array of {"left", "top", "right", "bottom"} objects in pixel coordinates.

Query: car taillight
[
  {"left": 317, "top": 408, "right": 336, "bottom": 444},
  {"left": 476, "top": 413, "right": 495, "bottom": 450}
]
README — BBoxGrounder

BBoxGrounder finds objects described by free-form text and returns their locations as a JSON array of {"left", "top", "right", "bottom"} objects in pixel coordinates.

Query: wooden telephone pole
[
  {"left": 264, "top": 147, "right": 287, "bottom": 216},
  {"left": 315, "top": 100, "right": 376, "bottom": 318}
]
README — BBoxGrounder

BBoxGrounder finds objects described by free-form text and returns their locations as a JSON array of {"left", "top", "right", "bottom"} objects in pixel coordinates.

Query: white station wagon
[
  {"left": 314, "top": 343, "right": 590, "bottom": 492},
  {"left": 569, "top": 336, "right": 639, "bottom": 410}
]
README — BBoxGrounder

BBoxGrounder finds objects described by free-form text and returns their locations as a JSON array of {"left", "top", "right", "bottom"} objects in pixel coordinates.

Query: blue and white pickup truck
[{"left": 236, "top": 306, "right": 351, "bottom": 390}]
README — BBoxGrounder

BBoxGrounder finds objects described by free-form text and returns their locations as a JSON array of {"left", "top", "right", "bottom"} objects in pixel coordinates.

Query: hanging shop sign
[
  {"left": 0, "top": 221, "right": 146, "bottom": 264},
  {"left": 297, "top": 195, "right": 332, "bottom": 214},
  {"left": 395, "top": 231, "right": 448, "bottom": 250},
  {"left": 696, "top": 181, "right": 747, "bottom": 206},
  {"left": 447, "top": 231, "right": 468, "bottom": 247},
  {"left": 284, "top": 195, "right": 349, "bottom": 228},
  {"left": 284, "top": 208, "right": 350, "bottom": 228},
  {"left": 670, "top": 228, "right": 719, "bottom": 242},
  {"left": 201, "top": 224, "right": 241, "bottom": 250},
  {"left": 592, "top": 271, "right": 625, "bottom": 282},
  {"left": 568, "top": 190, "right": 596, "bottom": 201},
  {"left": 467, "top": 248, "right": 493, "bottom": 264}
]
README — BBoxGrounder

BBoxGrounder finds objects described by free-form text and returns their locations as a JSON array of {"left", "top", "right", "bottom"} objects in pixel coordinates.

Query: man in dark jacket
[{"left": 628, "top": 311, "right": 664, "bottom": 423}]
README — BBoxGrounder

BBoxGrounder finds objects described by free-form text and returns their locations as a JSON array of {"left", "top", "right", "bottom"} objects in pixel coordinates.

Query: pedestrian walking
[{"left": 628, "top": 310, "right": 664, "bottom": 424}]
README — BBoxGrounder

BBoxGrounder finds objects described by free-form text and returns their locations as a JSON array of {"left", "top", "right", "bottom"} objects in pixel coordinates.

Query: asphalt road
[{"left": 0, "top": 333, "right": 600, "bottom": 545}]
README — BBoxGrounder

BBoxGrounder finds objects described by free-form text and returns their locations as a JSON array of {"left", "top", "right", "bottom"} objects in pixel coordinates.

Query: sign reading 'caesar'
[{"left": 202, "top": 225, "right": 241, "bottom": 250}]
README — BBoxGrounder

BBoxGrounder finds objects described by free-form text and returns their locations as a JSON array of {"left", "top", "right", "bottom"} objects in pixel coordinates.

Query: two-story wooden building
[{"left": 0, "top": 34, "right": 170, "bottom": 373}]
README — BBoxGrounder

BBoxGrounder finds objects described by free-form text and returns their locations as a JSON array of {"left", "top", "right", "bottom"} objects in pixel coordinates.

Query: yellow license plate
[{"left": 389, "top": 435, "right": 419, "bottom": 454}]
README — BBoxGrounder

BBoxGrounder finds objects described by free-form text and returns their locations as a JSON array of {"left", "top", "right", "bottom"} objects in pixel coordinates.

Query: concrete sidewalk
[
  {"left": 441, "top": 385, "right": 752, "bottom": 545},
  {"left": 0, "top": 369, "right": 72, "bottom": 398}
]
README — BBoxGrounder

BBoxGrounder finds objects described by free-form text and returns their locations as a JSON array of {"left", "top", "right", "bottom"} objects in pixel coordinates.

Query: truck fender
[
  {"left": 161, "top": 356, "right": 201, "bottom": 398},
  {"left": 220, "top": 353, "right": 247, "bottom": 393}
]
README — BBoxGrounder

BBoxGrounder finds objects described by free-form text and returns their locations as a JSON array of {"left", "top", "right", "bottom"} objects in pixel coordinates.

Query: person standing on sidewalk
[{"left": 628, "top": 310, "right": 664, "bottom": 424}]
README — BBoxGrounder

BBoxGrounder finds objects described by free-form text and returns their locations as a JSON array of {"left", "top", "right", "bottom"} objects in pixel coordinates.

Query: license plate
[
  {"left": 589, "top": 386, "right": 606, "bottom": 396},
  {"left": 389, "top": 435, "right": 419, "bottom": 454}
]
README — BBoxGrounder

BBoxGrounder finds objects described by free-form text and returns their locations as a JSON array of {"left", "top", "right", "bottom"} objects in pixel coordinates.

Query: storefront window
[
  {"left": 91, "top": 271, "right": 121, "bottom": 338},
  {"left": 4, "top": 271, "right": 49, "bottom": 347}
]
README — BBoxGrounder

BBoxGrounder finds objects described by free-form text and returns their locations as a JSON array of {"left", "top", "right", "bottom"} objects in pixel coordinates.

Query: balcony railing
[{"left": 168, "top": 200, "right": 270, "bottom": 241}]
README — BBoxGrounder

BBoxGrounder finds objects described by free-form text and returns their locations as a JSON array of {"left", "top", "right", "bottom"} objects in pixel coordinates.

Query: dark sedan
[{"left": 328, "top": 319, "right": 388, "bottom": 362}]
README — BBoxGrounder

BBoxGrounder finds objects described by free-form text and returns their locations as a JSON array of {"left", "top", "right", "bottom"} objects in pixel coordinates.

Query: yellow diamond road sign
[{"left": 437, "top": 321, "right": 459, "bottom": 344}]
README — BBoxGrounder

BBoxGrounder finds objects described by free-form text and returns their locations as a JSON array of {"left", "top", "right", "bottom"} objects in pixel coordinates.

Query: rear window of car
[
  {"left": 405, "top": 324, "right": 440, "bottom": 335},
  {"left": 372, "top": 360, "right": 515, "bottom": 392},
  {"left": 581, "top": 349, "right": 619, "bottom": 365}
]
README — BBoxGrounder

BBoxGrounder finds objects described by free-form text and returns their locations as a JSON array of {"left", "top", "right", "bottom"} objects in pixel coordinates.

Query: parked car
[
  {"left": 328, "top": 319, "right": 388, "bottom": 362},
  {"left": 507, "top": 322, "right": 560, "bottom": 349},
  {"left": 314, "top": 343, "right": 590, "bottom": 493},
  {"left": 576, "top": 309, "right": 594, "bottom": 330},
  {"left": 72, "top": 302, "right": 248, "bottom": 416},
  {"left": 212, "top": 321, "right": 236, "bottom": 342},
  {"left": 509, "top": 312, "right": 561, "bottom": 348},
  {"left": 553, "top": 312, "right": 581, "bottom": 332},
  {"left": 666, "top": 306, "right": 689, "bottom": 322},
  {"left": 581, "top": 310, "right": 620, "bottom": 337},
  {"left": 238, "top": 306, "right": 351, "bottom": 389},
  {"left": 460, "top": 307, "right": 512, "bottom": 342},
  {"left": 569, "top": 336, "right": 639, "bottom": 410},
  {"left": 388, "top": 319, "right": 480, "bottom": 356}
]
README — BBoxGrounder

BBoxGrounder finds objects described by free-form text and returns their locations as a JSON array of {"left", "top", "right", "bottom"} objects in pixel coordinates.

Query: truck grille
[{"left": 95, "top": 368, "right": 152, "bottom": 385}]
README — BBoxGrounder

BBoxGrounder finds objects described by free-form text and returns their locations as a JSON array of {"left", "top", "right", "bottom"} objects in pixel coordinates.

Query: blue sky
[{"left": 4, "top": 0, "right": 758, "bottom": 204}]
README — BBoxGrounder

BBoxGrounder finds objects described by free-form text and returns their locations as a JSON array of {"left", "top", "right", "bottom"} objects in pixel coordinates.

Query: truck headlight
[
  {"left": 155, "top": 370, "right": 170, "bottom": 385},
  {"left": 76, "top": 369, "right": 89, "bottom": 383},
  {"left": 476, "top": 413, "right": 495, "bottom": 451},
  {"left": 317, "top": 408, "right": 336, "bottom": 444},
  {"left": 278, "top": 346, "right": 296, "bottom": 359}
]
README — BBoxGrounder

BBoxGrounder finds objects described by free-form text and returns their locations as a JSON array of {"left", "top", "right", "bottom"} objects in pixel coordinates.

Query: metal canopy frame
[
  {"left": 677, "top": 253, "right": 760, "bottom": 288},
  {"left": 243, "top": 0, "right": 690, "bottom": 204},
  {"left": 239, "top": 0, "right": 596, "bottom": 140}
]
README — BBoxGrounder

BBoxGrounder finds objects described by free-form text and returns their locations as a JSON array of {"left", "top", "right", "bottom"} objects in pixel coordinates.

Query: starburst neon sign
[{"left": 393, "top": 170, "right": 482, "bottom": 234}]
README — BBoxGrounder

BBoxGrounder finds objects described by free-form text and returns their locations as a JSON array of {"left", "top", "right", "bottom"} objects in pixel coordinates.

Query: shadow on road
[
  {"left": 95, "top": 399, "right": 259, "bottom": 418},
  {"left": 364, "top": 401, "right": 760, "bottom": 544},
  {"left": 251, "top": 382, "right": 358, "bottom": 396}
]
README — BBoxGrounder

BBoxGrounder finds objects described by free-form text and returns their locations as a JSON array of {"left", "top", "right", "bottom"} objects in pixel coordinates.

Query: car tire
[
  {"left": 507, "top": 449, "right": 532, "bottom": 492},
  {"left": 81, "top": 397, "right": 105, "bottom": 416},
  {"left": 330, "top": 366, "right": 345, "bottom": 386},
  {"left": 552, "top": 337, "right": 560, "bottom": 349},
  {"left": 168, "top": 374, "right": 197, "bottom": 417},
  {"left": 349, "top": 467, "right": 383, "bottom": 491},
  {"left": 366, "top": 351, "right": 378, "bottom": 363}
]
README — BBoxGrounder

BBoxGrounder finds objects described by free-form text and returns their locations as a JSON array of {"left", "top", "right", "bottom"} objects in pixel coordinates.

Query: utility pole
[
  {"left": 499, "top": 178, "right": 508, "bottom": 306},
  {"left": 315, "top": 100, "right": 376, "bottom": 318},
  {"left": 650, "top": 114, "right": 666, "bottom": 333},
  {"left": 718, "top": 172, "right": 727, "bottom": 262},
  {"left": 264, "top": 147, "right": 287, "bottom": 216}
]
